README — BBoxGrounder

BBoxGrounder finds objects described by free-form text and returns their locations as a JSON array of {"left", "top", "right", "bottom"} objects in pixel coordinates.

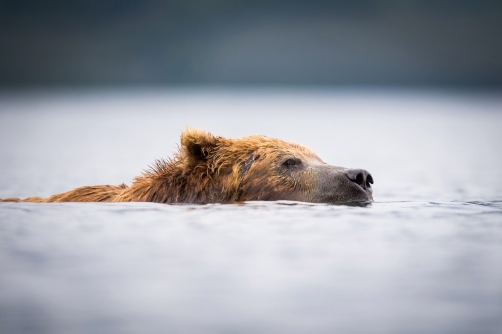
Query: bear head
[{"left": 163, "top": 128, "right": 373, "bottom": 204}]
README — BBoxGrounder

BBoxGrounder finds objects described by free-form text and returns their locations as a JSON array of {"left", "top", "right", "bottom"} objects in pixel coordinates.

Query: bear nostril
[
  {"left": 345, "top": 169, "right": 373, "bottom": 189},
  {"left": 355, "top": 173, "right": 365, "bottom": 186}
]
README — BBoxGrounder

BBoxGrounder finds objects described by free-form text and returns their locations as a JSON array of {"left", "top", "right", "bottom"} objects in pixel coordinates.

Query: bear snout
[{"left": 345, "top": 169, "right": 373, "bottom": 193}]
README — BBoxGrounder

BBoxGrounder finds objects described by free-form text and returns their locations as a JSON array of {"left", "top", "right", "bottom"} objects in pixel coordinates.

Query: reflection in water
[{"left": 0, "top": 90, "right": 501, "bottom": 333}]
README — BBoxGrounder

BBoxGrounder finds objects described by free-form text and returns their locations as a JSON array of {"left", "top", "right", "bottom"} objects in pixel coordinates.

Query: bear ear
[{"left": 180, "top": 128, "right": 219, "bottom": 161}]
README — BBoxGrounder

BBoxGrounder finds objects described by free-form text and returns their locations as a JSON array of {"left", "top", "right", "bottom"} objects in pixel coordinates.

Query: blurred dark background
[{"left": 1, "top": 0, "right": 501, "bottom": 87}]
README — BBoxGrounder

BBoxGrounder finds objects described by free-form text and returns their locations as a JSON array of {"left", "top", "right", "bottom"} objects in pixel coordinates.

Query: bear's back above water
[{"left": 1, "top": 128, "right": 373, "bottom": 204}]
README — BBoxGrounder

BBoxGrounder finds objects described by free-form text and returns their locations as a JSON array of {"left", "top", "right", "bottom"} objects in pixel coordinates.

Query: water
[{"left": 0, "top": 89, "right": 501, "bottom": 333}]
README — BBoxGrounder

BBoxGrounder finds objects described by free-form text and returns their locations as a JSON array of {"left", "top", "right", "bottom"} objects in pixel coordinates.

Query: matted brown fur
[{"left": 1, "top": 128, "right": 329, "bottom": 204}]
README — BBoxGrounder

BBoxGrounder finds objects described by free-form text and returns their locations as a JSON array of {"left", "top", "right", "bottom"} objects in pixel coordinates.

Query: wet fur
[{"left": 1, "top": 128, "right": 322, "bottom": 204}]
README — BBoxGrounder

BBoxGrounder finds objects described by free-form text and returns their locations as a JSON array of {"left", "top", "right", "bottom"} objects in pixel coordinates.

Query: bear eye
[{"left": 282, "top": 158, "right": 302, "bottom": 168}]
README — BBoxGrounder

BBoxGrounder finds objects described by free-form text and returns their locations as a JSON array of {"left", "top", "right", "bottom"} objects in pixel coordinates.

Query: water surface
[{"left": 0, "top": 89, "right": 501, "bottom": 333}]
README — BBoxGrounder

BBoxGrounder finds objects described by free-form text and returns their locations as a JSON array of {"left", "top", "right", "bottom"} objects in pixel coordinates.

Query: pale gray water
[{"left": 0, "top": 89, "right": 501, "bottom": 333}]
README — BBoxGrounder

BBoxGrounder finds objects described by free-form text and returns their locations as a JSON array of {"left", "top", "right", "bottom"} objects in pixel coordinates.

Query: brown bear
[{"left": 0, "top": 128, "right": 373, "bottom": 204}]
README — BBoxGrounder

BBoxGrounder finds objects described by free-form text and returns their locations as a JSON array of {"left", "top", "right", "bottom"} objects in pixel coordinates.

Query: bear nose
[{"left": 345, "top": 169, "right": 374, "bottom": 190}]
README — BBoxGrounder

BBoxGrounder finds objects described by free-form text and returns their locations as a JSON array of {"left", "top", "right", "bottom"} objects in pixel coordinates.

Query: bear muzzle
[{"left": 311, "top": 166, "right": 374, "bottom": 204}]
